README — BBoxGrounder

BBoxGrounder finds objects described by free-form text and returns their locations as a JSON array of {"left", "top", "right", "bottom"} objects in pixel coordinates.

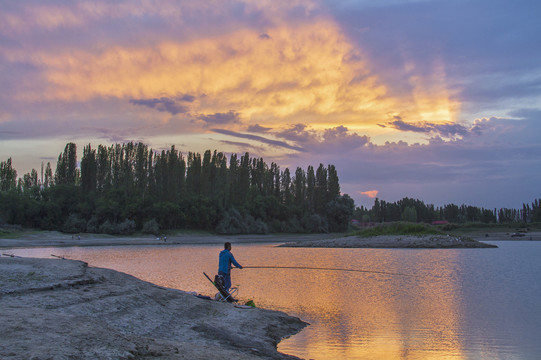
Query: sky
[{"left": 1, "top": 0, "right": 540, "bottom": 209}]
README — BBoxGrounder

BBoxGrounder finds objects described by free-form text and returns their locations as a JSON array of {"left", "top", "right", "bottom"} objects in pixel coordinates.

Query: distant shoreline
[
  {"left": 279, "top": 234, "right": 498, "bottom": 248},
  {"left": 1, "top": 230, "right": 539, "bottom": 250},
  {"left": 0, "top": 231, "right": 344, "bottom": 249}
]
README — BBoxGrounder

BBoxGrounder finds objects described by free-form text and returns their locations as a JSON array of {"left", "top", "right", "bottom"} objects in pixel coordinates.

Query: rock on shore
[
  {"left": 279, "top": 234, "right": 498, "bottom": 248},
  {"left": 0, "top": 257, "right": 307, "bottom": 359}
]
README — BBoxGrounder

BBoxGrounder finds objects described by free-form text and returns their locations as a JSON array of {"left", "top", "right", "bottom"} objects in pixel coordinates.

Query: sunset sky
[{"left": 1, "top": 0, "right": 540, "bottom": 209}]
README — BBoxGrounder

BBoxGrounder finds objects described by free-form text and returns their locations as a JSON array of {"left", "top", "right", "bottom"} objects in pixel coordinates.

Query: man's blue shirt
[{"left": 219, "top": 249, "right": 241, "bottom": 274}]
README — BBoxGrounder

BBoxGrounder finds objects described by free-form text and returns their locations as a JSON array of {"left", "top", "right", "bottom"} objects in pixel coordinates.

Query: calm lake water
[{"left": 9, "top": 241, "right": 541, "bottom": 360}]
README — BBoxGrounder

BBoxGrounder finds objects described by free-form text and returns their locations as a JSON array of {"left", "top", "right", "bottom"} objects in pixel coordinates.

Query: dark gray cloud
[
  {"left": 179, "top": 94, "right": 196, "bottom": 102},
  {"left": 130, "top": 96, "right": 192, "bottom": 115},
  {"left": 275, "top": 124, "right": 370, "bottom": 153},
  {"left": 198, "top": 111, "right": 241, "bottom": 125},
  {"left": 275, "top": 123, "right": 312, "bottom": 142},
  {"left": 383, "top": 117, "right": 475, "bottom": 139},
  {"left": 218, "top": 140, "right": 265, "bottom": 152},
  {"left": 314, "top": 133, "right": 541, "bottom": 209},
  {"left": 508, "top": 108, "right": 541, "bottom": 121},
  {"left": 321, "top": 125, "right": 370, "bottom": 147},
  {"left": 211, "top": 128, "right": 305, "bottom": 151},
  {"left": 247, "top": 124, "right": 272, "bottom": 133}
]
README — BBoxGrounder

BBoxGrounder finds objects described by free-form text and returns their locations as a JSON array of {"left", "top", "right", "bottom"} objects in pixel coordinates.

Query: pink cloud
[{"left": 360, "top": 190, "right": 379, "bottom": 198}]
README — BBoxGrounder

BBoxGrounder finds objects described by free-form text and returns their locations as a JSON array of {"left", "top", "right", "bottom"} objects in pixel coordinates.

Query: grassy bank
[{"left": 349, "top": 222, "right": 444, "bottom": 237}]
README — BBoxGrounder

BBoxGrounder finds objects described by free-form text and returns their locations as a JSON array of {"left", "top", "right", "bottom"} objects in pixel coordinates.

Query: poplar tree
[
  {"left": 0, "top": 158, "right": 17, "bottom": 191},
  {"left": 80, "top": 144, "right": 97, "bottom": 193},
  {"left": 315, "top": 163, "right": 327, "bottom": 214}
]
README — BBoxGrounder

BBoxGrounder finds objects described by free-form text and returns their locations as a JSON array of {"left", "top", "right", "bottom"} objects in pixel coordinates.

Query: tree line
[
  {"left": 0, "top": 142, "right": 354, "bottom": 234},
  {"left": 354, "top": 197, "right": 541, "bottom": 225}
]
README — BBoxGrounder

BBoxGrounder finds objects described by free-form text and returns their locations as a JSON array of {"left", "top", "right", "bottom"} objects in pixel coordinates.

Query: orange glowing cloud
[
  {"left": 360, "top": 190, "right": 379, "bottom": 198},
  {"left": 5, "top": 19, "right": 393, "bottom": 129},
  {"left": 402, "top": 56, "right": 461, "bottom": 125}
]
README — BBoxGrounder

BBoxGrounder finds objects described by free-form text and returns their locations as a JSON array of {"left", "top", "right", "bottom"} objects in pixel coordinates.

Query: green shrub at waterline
[{"left": 350, "top": 222, "right": 444, "bottom": 237}]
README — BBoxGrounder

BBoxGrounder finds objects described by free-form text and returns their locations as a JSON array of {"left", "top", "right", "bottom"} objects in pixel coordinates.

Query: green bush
[
  {"left": 249, "top": 218, "right": 269, "bottom": 234},
  {"left": 280, "top": 216, "right": 303, "bottom": 233},
  {"left": 142, "top": 219, "right": 160, "bottom": 234},
  {"left": 62, "top": 214, "right": 86, "bottom": 233},
  {"left": 117, "top": 219, "right": 135, "bottom": 235},
  {"left": 86, "top": 216, "right": 99, "bottom": 233},
  {"left": 352, "top": 222, "right": 443, "bottom": 237},
  {"left": 99, "top": 220, "right": 117, "bottom": 234},
  {"left": 216, "top": 208, "right": 249, "bottom": 234},
  {"left": 301, "top": 214, "right": 328, "bottom": 233}
]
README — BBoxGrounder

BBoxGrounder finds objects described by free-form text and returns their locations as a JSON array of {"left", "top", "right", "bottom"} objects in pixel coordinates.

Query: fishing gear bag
[{"left": 214, "top": 274, "right": 225, "bottom": 291}]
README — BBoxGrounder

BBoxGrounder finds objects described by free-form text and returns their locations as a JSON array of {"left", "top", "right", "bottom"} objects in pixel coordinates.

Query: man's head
[{"left": 224, "top": 242, "right": 231, "bottom": 250}]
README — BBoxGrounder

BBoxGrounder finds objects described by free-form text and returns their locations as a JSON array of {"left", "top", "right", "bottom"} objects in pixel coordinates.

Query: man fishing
[{"left": 218, "top": 242, "right": 243, "bottom": 291}]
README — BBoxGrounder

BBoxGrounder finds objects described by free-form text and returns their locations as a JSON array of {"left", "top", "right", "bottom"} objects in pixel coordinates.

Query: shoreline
[
  {"left": 0, "top": 231, "right": 344, "bottom": 249},
  {"left": 2, "top": 230, "right": 539, "bottom": 250},
  {"left": 279, "top": 234, "right": 499, "bottom": 248},
  {"left": 0, "top": 256, "right": 307, "bottom": 359}
]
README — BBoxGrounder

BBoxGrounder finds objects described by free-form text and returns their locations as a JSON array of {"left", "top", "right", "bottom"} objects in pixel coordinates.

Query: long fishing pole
[{"left": 242, "top": 265, "right": 424, "bottom": 278}]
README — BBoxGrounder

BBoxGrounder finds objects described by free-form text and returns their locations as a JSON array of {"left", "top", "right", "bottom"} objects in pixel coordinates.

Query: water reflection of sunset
[{"left": 273, "top": 248, "right": 465, "bottom": 359}]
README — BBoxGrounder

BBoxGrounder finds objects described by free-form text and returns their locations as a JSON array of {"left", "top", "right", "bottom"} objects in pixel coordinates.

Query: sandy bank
[
  {"left": 279, "top": 234, "right": 498, "bottom": 248},
  {"left": 0, "top": 231, "right": 343, "bottom": 249},
  {"left": 0, "top": 257, "right": 307, "bottom": 359}
]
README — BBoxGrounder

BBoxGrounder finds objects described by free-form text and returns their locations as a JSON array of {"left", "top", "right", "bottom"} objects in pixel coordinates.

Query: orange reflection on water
[{"left": 271, "top": 248, "right": 466, "bottom": 360}]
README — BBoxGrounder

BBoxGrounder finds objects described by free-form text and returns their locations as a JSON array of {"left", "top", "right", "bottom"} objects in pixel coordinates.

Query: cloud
[
  {"left": 130, "top": 96, "right": 192, "bottom": 115},
  {"left": 275, "top": 124, "right": 370, "bottom": 153},
  {"left": 326, "top": 0, "right": 541, "bottom": 121},
  {"left": 211, "top": 128, "right": 305, "bottom": 151},
  {"left": 247, "top": 124, "right": 272, "bottom": 133},
  {"left": 382, "top": 116, "right": 481, "bottom": 139},
  {"left": 308, "top": 115, "right": 541, "bottom": 209},
  {"left": 197, "top": 111, "right": 240, "bottom": 125},
  {"left": 360, "top": 190, "right": 379, "bottom": 199},
  {"left": 218, "top": 140, "right": 265, "bottom": 153},
  {"left": 1, "top": 15, "right": 396, "bottom": 129},
  {"left": 508, "top": 108, "right": 541, "bottom": 121}
]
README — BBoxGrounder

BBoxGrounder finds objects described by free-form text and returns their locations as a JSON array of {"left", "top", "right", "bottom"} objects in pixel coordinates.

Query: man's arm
[{"left": 229, "top": 253, "right": 242, "bottom": 269}]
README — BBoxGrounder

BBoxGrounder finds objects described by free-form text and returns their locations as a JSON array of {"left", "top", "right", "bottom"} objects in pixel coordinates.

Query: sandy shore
[
  {"left": 0, "top": 231, "right": 343, "bottom": 249},
  {"left": 279, "top": 234, "right": 498, "bottom": 248},
  {"left": 0, "top": 257, "right": 307, "bottom": 360}
]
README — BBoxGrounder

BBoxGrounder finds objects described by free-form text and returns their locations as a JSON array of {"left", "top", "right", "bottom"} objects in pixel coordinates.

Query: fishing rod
[{"left": 242, "top": 265, "right": 425, "bottom": 278}]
